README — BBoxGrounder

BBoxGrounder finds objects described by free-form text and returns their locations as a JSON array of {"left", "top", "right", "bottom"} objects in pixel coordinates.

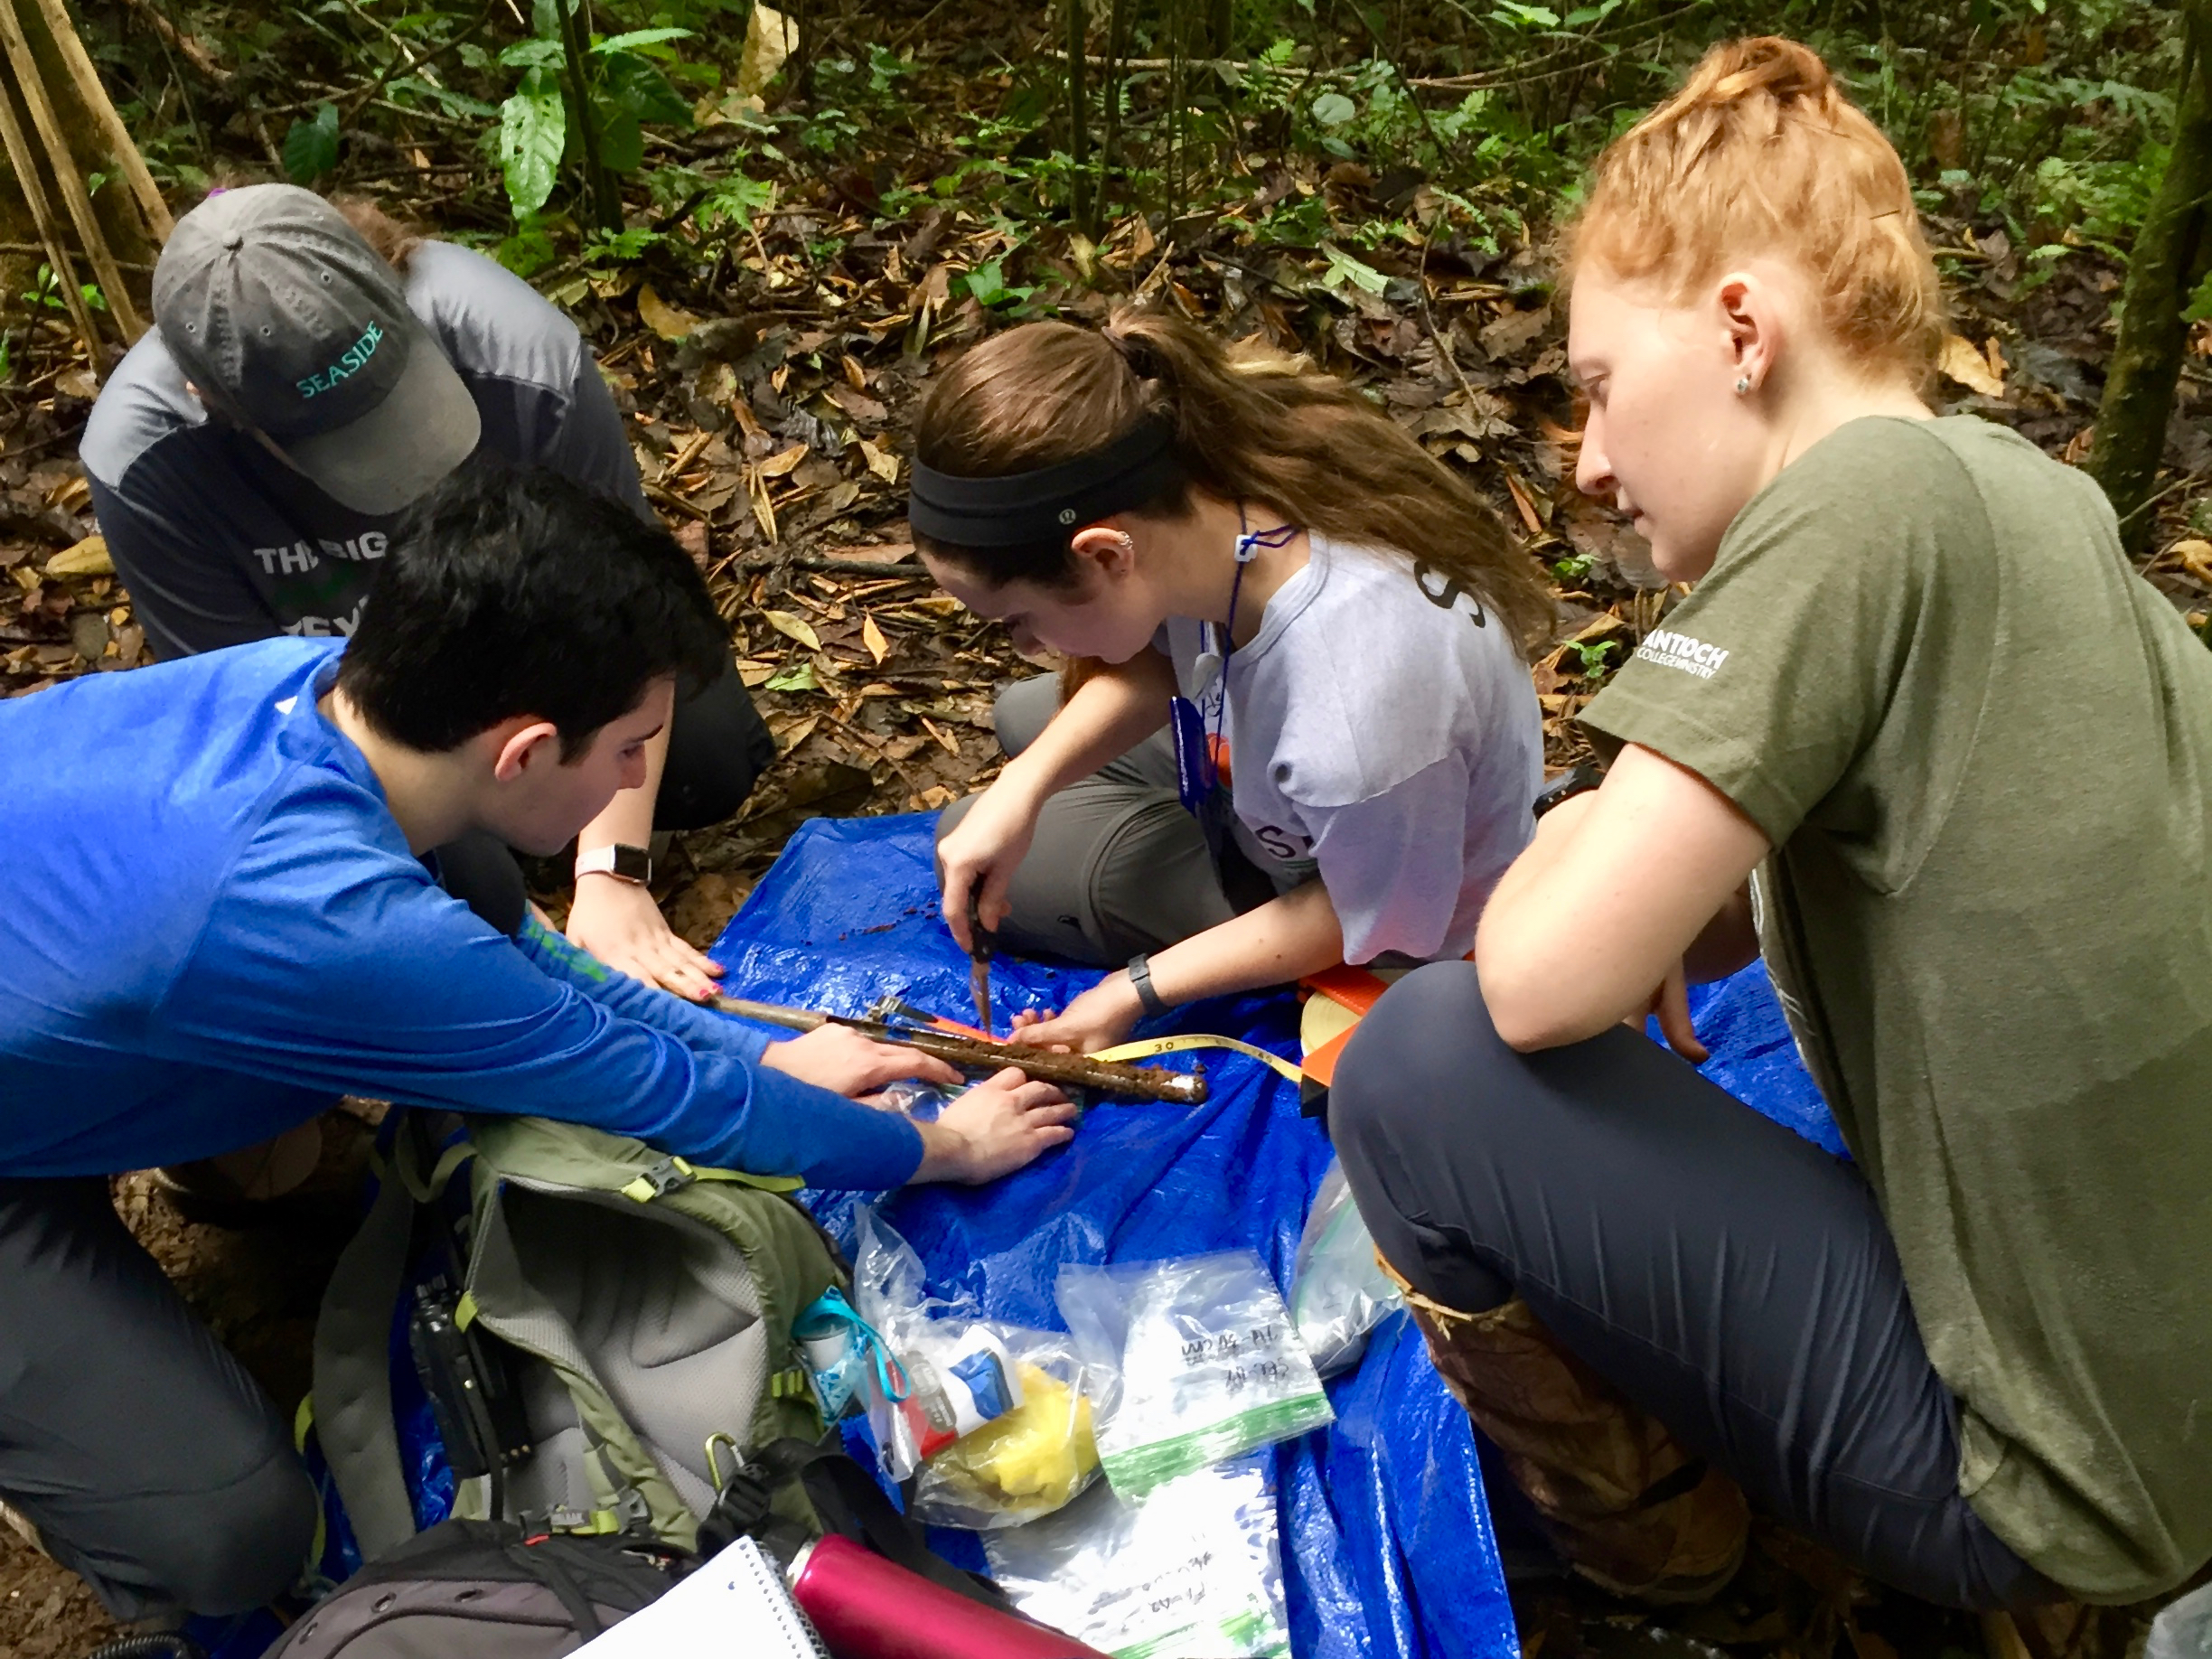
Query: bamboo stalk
[
  {"left": 29, "top": 0, "right": 172, "bottom": 239},
  {"left": 0, "top": 0, "right": 144, "bottom": 339},
  {"left": 0, "top": 66, "right": 100, "bottom": 365},
  {"left": 714, "top": 996, "right": 1211, "bottom": 1105}
]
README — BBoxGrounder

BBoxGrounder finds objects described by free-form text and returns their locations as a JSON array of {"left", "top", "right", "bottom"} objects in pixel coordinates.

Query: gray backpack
[
  {"left": 312, "top": 1112, "right": 846, "bottom": 1562},
  {"left": 267, "top": 1519, "right": 684, "bottom": 1659}
]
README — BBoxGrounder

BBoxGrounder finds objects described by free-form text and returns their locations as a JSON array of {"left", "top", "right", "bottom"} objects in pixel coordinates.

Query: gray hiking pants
[
  {"left": 1328, "top": 962, "right": 2055, "bottom": 1611},
  {"left": 0, "top": 1177, "right": 318, "bottom": 1620},
  {"left": 935, "top": 675, "right": 1274, "bottom": 966}
]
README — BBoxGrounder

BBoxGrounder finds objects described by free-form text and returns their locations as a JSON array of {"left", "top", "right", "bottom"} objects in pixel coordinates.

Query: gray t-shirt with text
[
  {"left": 1162, "top": 531, "right": 1542, "bottom": 963},
  {"left": 81, "top": 240, "right": 647, "bottom": 658}
]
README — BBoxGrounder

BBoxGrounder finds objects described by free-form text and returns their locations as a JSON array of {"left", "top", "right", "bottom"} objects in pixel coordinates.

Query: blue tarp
[
  {"left": 1662, "top": 961, "right": 1844, "bottom": 1159},
  {"left": 708, "top": 813, "right": 1840, "bottom": 1659},
  {"left": 268, "top": 809, "right": 1834, "bottom": 1659}
]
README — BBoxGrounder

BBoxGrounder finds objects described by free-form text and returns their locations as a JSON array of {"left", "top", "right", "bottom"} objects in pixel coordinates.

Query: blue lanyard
[{"left": 1170, "top": 508, "right": 1298, "bottom": 819}]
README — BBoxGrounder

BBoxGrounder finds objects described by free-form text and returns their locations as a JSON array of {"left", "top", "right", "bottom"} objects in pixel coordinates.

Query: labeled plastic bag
[
  {"left": 848, "top": 1207, "right": 1101, "bottom": 1527},
  {"left": 1055, "top": 1251, "right": 1334, "bottom": 1501},
  {"left": 984, "top": 1457, "right": 1289, "bottom": 1659},
  {"left": 1289, "top": 1160, "right": 1403, "bottom": 1378}
]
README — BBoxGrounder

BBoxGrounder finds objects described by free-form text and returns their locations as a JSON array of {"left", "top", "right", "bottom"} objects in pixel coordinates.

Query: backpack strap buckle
[
  {"left": 520, "top": 1504, "right": 592, "bottom": 1534},
  {"left": 612, "top": 1487, "right": 655, "bottom": 1537},
  {"left": 621, "top": 1158, "right": 696, "bottom": 1203}
]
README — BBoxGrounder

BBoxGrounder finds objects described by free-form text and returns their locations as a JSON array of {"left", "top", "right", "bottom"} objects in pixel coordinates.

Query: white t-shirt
[{"left": 1161, "top": 532, "right": 1543, "bottom": 964}]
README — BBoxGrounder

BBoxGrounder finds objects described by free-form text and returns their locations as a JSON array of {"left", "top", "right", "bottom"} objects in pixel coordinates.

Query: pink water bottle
[{"left": 787, "top": 1534, "right": 1109, "bottom": 1659}]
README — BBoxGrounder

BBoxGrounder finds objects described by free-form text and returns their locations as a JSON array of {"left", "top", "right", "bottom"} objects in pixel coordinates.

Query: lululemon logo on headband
[{"left": 1058, "top": 508, "right": 1077, "bottom": 525}]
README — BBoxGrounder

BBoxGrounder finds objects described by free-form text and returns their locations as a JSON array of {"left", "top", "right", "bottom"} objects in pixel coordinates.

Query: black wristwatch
[
  {"left": 1125, "top": 951, "right": 1171, "bottom": 1018},
  {"left": 1532, "top": 764, "right": 1604, "bottom": 820}
]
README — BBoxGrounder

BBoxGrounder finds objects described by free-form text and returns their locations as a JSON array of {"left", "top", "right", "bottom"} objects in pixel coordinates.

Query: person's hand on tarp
[
  {"left": 763, "top": 1022, "right": 967, "bottom": 1096},
  {"left": 912, "top": 1069, "right": 1078, "bottom": 1185}
]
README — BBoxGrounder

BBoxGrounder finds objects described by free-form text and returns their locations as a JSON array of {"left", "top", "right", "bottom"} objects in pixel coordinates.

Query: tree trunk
[
  {"left": 1199, "top": 0, "right": 1232, "bottom": 58},
  {"left": 1065, "top": 0, "right": 1092, "bottom": 235},
  {"left": 2089, "top": 0, "right": 2212, "bottom": 554}
]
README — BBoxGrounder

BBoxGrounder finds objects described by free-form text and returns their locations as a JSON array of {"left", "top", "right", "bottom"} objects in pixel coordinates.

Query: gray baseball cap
[{"left": 152, "top": 183, "right": 481, "bottom": 514}]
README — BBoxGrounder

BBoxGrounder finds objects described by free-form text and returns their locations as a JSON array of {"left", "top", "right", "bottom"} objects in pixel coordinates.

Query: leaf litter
[{"left": 3, "top": 1, "right": 2210, "bottom": 1653}]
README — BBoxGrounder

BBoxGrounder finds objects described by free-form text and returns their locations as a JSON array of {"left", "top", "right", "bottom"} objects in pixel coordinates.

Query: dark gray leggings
[
  {"left": 0, "top": 1177, "right": 317, "bottom": 1620},
  {"left": 935, "top": 676, "right": 1275, "bottom": 966},
  {"left": 1327, "top": 961, "right": 2053, "bottom": 1612}
]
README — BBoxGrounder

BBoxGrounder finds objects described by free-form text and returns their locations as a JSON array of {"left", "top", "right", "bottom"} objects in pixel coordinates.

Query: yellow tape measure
[{"left": 1086, "top": 1034, "right": 1306, "bottom": 1089}]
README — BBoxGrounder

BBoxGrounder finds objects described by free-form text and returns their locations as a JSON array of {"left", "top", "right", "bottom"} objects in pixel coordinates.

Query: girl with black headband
[{"left": 913, "top": 309, "right": 1551, "bottom": 1054}]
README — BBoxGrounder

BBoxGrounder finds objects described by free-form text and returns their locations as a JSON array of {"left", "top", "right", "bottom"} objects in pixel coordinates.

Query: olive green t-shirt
[{"left": 1582, "top": 416, "right": 2212, "bottom": 1602}]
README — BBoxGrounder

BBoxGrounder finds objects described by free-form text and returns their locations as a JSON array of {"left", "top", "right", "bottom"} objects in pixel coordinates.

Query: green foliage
[
  {"left": 60, "top": 0, "right": 2183, "bottom": 353},
  {"left": 19, "top": 265, "right": 105, "bottom": 314},
  {"left": 493, "top": 6, "right": 695, "bottom": 220},
  {"left": 962, "top": 259, "right": 1039, "bottom": 311},
  {"left": 592, "top": 39, "right": 695, "bottom": 173},
  {"left": 1318, "top": 241, "right": 1388, "bottom": 294},
  {"left": 1568, "top": 638, "right": 1618, "bottom": 680},
  {"left": 283, "top": 102, "right": 342, "bottom": 185},
  {"left": 499, "top": 66, "right": 567, "bottom": 214},
  {"left": 492, "top": 211, "right": 561, "bottom": 277}
]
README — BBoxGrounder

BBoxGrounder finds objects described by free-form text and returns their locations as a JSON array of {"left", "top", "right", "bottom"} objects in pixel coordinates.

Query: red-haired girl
[{"left": 1331, "top": 36, "right": 2212, "bottom": 1612}]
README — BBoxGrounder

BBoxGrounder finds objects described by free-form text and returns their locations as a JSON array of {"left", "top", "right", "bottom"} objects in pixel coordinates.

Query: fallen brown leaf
[
  {"left": 762, "top": 610, "right": 822, "bottom": 650},
  {"left": 856, "top": 439, "right": 900, "bottom": 484},
  {"left": 637, "top": 286, "right": 703, "bottom": 342},
  {"left": 43, "top": 535, "right": 112, "bottom": 577},
  {"left": 1503, "top": 471, "right": 1544, "bottom": 536},
  {"left": 757, "top": 442, "right": 810, "bottom": 479},
  {"left": 2170, "top": 538, "right": 2212, "bottom": 586},
  {"left": 1939, "top": 333, "right": 2006, "bottom": 398}
]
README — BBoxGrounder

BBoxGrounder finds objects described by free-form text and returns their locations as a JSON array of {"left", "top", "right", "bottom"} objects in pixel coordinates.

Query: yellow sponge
[{"left": 931, "top": 1364, "right": 1099, "bottom": 1514}]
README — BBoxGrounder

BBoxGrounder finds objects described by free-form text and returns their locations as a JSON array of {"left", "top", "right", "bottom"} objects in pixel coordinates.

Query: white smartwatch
[{"left": 575, "top": 843, "right": 652, "bottom": 886}]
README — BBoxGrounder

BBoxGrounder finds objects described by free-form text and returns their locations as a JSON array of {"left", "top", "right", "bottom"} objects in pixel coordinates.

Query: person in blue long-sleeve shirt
[{"left": 0, "top": 461, "right": 1073, "bottom": 1624}]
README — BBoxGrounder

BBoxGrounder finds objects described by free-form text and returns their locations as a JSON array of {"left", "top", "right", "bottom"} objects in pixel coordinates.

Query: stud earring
[{"left": 1735, "top": 375, "right": 1751, "bottom": 396}]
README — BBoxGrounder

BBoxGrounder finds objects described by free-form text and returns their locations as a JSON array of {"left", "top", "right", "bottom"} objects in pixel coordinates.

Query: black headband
[{"left": 907, "top": 417, "right": 1180, "bottom": 549}]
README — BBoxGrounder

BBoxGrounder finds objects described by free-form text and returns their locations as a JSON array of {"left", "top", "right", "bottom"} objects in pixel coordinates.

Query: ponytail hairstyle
[
  {"left": 912, "top": 306, "right": 1555, "bottom": 658},
  {"left": 330, "top": 194, "right": 426, "bottom": 272},
  {"left": 1568, "top": 36, "right": 1943, "bottom": 384}
]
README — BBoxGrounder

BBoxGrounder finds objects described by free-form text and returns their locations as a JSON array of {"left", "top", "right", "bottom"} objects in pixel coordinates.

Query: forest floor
[{"left": 5, "top": 3, "right": 2212, "bottom": 1654}]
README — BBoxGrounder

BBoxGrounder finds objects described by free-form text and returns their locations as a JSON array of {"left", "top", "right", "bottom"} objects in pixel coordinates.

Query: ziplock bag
[
  {"left": 1054, "top": 1251, "right": 1333, "bottom": 1501},
  {"left": 984, "top": 1458, "right": 1289, "bottom": 1659},
  {"left": 1289, "top": 1159, "right": 1403, "bottom": 1378},
  {"left": 850, "top": 1207, "right": 1101, "bottom": 1526}
]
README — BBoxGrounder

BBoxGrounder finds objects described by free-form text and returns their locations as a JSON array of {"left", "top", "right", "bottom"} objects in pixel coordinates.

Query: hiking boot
[{"left": 1384, "top": 1257, "right": 1749, "bottom": 1604}]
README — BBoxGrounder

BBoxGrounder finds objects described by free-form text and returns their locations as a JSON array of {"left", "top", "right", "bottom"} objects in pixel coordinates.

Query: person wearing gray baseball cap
[
  {"left": 82, "top": 183, "right": 778, "bottom": 1009},
  {"left": 151, "top": 180, "right": 484, "bottom": 512}
]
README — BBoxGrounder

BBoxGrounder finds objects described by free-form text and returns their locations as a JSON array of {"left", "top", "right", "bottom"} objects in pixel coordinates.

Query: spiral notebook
[{"left": 574, "top": 1535, "right": 829, "bottom": 1658}]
